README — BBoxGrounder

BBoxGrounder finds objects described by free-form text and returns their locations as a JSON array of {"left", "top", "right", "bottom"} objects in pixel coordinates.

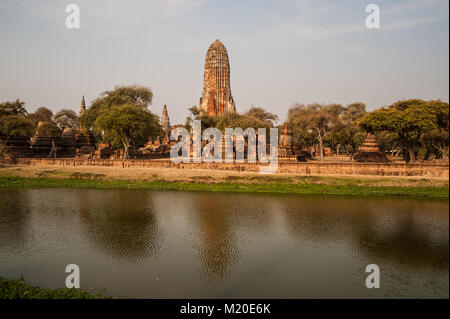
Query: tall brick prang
[
  {"left": 80, "top": 95, "right": 86, "bottom": 116},
  {"left": 199, "top": 39, "right": 236, "bottom": 116},
  {"left": 161, "top": 105, "right": 170, "bottom": 135}
]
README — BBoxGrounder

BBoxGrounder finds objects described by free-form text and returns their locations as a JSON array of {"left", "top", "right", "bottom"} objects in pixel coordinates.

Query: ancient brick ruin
[
  {"left": 0, "top": 135, "right": 32, "bottom": 158},
  {"left": 199, "top": 39, "right": 236, "bottom": 116},
  {"left": 161, "top": 105, "right": 170, "bottom": 142},
  {"left": 354, "top": 133, "right": 389, "bottom": 163},
  {"left": 279, "top": 124, "right": 294, "bottom": 158}
]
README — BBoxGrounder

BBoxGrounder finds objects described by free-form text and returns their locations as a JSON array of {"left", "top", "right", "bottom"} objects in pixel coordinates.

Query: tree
[
  {"left": 80, "top": 85, "right": 154, "bottom": 130},
  {"left": 358, "top": 99, "right": 441, "bottom": 163},
  {"left": 288, "top": 103, "right": 343, "bottom": 162},
  {"left": 184, "top": 105, "right": 274, "bottom": 135},
  {"left": 215, "top": 112, "right": 273, "bottom": 132},
  {"left": 377, "top": 131, "right": 401, "bottom": 155},
  {"left": 36, "top": 122, "right": 61, "bottom": 138},
  {"left": 28, "top": 107, "right": 54, "bottom": 126},
  {"left": 420, "top": 100, "right": 449, "bottom": 160},
  {"left": 0, "top": 100, "right": 27, "bottom": 117},
  {"left": 0, "top": 115, "right": 34, "bottom": 157},
  {"left": 244, "top": 106, "right": 278, "bottom": 125},
  {"left": 54, "top": 109, "right": 78, "bottom": 131},
  {"left": 94, "top": 104, "right": 161, "bottom": 160},
  {"left": 324, "top": 129, "right": 348, "bottom": 155},
  {"left": 341, "top": 102, "right": 367, "bottom": 158},
  {"left": 184, "top": 106, "right": 218, "bottom": 132}
]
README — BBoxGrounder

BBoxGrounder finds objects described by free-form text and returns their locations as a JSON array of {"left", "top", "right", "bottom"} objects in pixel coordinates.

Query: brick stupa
[{"left": 354, "top": 133, "right": 389, "bottom": 163}]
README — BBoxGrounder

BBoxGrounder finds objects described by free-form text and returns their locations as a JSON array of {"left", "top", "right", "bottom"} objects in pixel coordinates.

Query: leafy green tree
[
  {"left": 324, "top": 129, "right": 348, "bottom": 155},
  {"left": 420, "top": 100, "right": 449, "bottom": 160},
  {"left": 243, "top": 106, "right": 278, "bottom": 126},
  {"left": 0, "top": 115, "right": 34, "bottom": 157},
  {"left": 292, "top": 128, "right": 317, "bottom": 152},
  {"left": 358, "top": 99, "right": 442, "bottom": 163},
  {"left": 37, "top": 122, "right": 61, "bottom": 137},
  {"left": 376, "top": 131, "right": 400, "bottom": 155},
  {"left": 54, "top": 109, "right": 78, "bottom": 131},
  {"left": 288, "top": 103, "right": 343, "bottom": 162},
  {"left": 340, "top": 102, "right": 367, "bottom": 157},
  {"left": 0, "top": 100, "right": 28, "bottom": 117},
  {"left": 184, "top": 106, "right": 218, "bottom": 132},
  {"left": 28, "top": 107, "right": 54, "bottom": 126},
  {"left": 80, "top": 85, "right": 153, "bottom": 130},
  {"left": 94, "top": 104, "right": 161, "bottom": 160},
  {"left": 215, "top": 112, "right": 273, "bottom": 132}
]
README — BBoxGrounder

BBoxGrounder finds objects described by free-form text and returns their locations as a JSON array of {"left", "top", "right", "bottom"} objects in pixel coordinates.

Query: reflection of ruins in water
[
  {"left": 0, "top": 188, "right": 448, "bottom": 298},
  {"left": 188, "top": 192, "right": 276, "bottom": 281},
  {"left": 190, "top": 195, "right": 240, "bottom": 281},
  {"left": 77, "top": 190, "right": 163, "bottom": 264},
  {"left": 278, "top": 196, "right": 449, "bottom": 270}
]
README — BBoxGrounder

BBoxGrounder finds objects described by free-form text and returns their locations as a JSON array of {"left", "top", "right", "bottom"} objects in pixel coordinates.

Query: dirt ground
[{"left": 0, "top": 164, "right": 448, "bottom": 188}]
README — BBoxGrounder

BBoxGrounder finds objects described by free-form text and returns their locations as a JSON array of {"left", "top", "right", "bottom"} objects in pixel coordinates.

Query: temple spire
[
  {"left": 80, "top": 95, "right": 86, "bottom": 116},
  {"left": 161, "top": 105, "right": 170, "bottom": 135},
  {"left": 199, "top": 39, "right": 236, "bottom": 116}
]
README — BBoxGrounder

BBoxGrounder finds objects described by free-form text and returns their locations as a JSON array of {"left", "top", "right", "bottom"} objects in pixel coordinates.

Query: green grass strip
[{"left": 0, "top": 176, "right": 448, "bottom": 199}]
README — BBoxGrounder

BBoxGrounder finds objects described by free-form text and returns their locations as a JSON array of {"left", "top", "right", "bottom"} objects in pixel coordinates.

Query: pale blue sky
[{"left": 0, "top": 0, "right": 448, "bottom": 124}]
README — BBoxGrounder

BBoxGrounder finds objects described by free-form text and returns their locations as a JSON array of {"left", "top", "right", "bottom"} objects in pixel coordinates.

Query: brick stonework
[{"left": 199, "top": 39, "right": 236, "bottom": 116}]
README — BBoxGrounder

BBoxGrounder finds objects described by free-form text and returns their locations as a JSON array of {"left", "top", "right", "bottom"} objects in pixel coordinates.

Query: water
[{"left": 0, "top": 188, "right": 448, "bottom": 298}]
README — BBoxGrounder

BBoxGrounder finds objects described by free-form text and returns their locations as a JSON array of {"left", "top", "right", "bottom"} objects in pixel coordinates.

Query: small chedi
[
  {"left": 141, "top": 105, "right": 174, "bottom": 157},
  {"left": 354, "top": 133, "right": 389, "bottom": 162},
  {"left": 75, "top": 96, "right": 96, "bottom": 157},
  {"left": 160, "top": 105, "right": 171, "bottom": 142},
  {"left": 199, "top": 39, "right": 236, "bottom": 116},
  {"left": 278, "top": 123, "right": 294, "bottom": 158},
  {"left": 278, "top": 123, "right": 311, "bottom": 162}
]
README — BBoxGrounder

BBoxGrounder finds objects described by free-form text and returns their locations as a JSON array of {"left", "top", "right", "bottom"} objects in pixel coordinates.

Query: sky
[{"left": 0, "top": 0, "right": 448, "bottom": 125}]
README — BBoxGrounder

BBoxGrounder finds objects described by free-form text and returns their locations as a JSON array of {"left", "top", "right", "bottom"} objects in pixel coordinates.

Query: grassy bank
[
  {"left": 0, "top": 174, "right": 448, "bottom": 199},
  {"left": 0, "top": 276, "right": 109, "bottom": 299}
]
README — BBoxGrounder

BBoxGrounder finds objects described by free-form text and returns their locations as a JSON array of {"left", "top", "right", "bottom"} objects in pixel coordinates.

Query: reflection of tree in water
[
  {"left": 351, "top": 205, "right": 449, "bottom": 270},
  {"left": 0, "top": 190, "right": 32, "bottom": 254},
  {"left": 192, "top": 194, "right": 241, "bottom": 281},
  {"left": 280, "top": 197, "right": 449, "bottom": 270},
  {"left": 280, "top": 197, "right": 354, "bottom": 242},
  {"left": 77, "top": 190, "right": 163, "bottom": 264}
]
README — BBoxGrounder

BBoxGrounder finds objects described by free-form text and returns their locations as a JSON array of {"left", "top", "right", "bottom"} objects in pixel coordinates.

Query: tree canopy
[
  {"left": 36, "top": 122, "right": 61, "bottom": 138},
  {"left": 0, "top": 100, "right": 27, "bottom": 117},
  {"left": 0, "top": 115, "right": 34, "bottom": 157},
  {"left": 358, "top": 99, "right": 448, "bottom": 162},
  {"left": 288, "top": 103, "right": 343, "bottom": 161},
  {"left": 94, "top": 104, "right": 161, "bottom": 160},
  {"left": 28, "top": 107, "right": 54, "bottom": 126},
  {"left": 243, "top": 106, "right": 278, "bottom": 125},
  {"left": 54, "top": 109, "right": 79, "bottom": 131},
  {"left": 80, "top": 85, "right": 154, "bottom": 130}
]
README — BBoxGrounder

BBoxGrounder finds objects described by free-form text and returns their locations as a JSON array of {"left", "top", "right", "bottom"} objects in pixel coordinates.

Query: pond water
[{"left": 0, "top": 188, "right": 448, "bottom": 298}]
